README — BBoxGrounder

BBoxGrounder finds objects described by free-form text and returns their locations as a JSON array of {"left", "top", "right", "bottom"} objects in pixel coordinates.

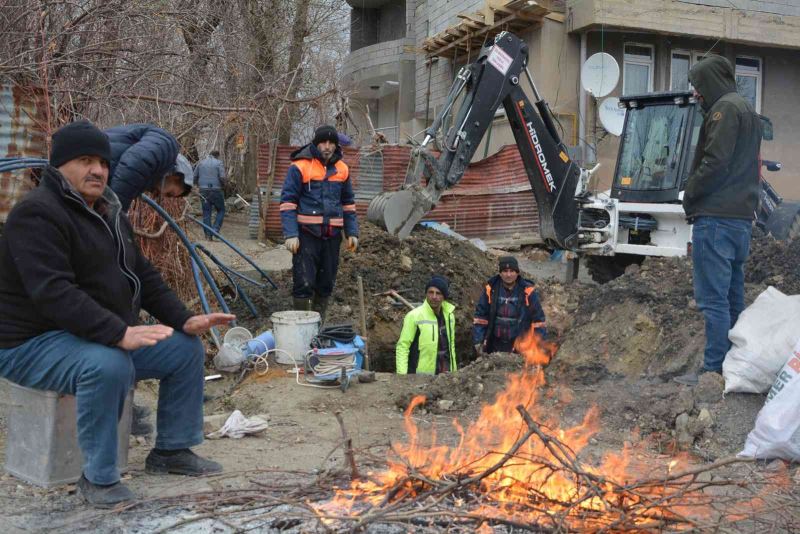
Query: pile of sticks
[{"left": 73, "top": 406, "right": 798, "bottom": 533}]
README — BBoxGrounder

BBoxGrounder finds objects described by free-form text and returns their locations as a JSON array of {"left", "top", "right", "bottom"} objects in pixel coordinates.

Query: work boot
[
  {"left": 673, "top": 369, "right": 721, "bottom": 386},
  {"left": 131, "top": 402, "right": 153, "bottom": 437},
  {"left": 293, "top": 297, "right": 313, "bottom": 311},
  {"left": 145, "top": 449, "right": 222, "bottom": 476},
  {"left": 77, "top": 475, "right": 135, "bottom": 508},
  {"left": 313, "top": 295, "right": 329, "bottom": 324}
]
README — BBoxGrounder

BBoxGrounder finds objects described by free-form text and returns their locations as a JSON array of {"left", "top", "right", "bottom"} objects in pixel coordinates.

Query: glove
[
  {"left": 285, "top": 237, "right": 300, "bottom": 254},
  {"left": 346, "top": 235, "right": 359, "bottom": 252},
  {"left": 474, "top": 343, "right": 484, "bottom": 356}
]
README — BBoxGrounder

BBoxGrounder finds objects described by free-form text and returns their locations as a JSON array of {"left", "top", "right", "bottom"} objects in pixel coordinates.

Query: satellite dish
[
  {"left": 598, "top": 97, "right": 626, "bottom": 136},
  {"left": 581, "top": 53, "right": 619, "bottom": 98}
]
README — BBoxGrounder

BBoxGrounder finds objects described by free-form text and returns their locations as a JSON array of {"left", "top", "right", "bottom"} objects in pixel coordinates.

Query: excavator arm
[{"left": 367, "top": 32, "right": 584, "bottom": 248}]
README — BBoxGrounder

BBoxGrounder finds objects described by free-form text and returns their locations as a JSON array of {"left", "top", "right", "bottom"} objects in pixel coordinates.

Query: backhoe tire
[{"left": 586, "top": 254, "right": 645, "bottom": 284}]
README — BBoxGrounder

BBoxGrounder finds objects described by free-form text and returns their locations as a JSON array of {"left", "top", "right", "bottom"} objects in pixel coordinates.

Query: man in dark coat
[
  {"left": 473, "top": 256, "right": 546, "bottom": 354},
  {"left": 279, "top": 125, "right": 359, "bottom": 320},
  {"left": 0, "top": 121, "right": 234, "bottom": 507},
  {"left": 105, "top": 124, "right": 193, "bottom": 211},
  {"left": 674, "top": 56, "right": 762, "bottom": 386}
]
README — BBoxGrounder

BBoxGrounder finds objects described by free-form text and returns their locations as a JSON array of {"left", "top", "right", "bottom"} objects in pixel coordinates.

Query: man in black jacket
[
  {"left": 0, "top": 121, "right": 234, "bottom": 507},
  {"left": 674, "top": 56, "right": 762, "bottom": 386}
]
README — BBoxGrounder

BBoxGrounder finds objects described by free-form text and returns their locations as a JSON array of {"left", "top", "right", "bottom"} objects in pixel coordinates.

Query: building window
[
  {"left": 670, "top": 50, "right": 691, "bottom": 91},
  {"left": 623, "top": 43, "right": 654, "bottom": 95},
  {"left": 736, "top": 56, "right": 762, "bottom": 113}
]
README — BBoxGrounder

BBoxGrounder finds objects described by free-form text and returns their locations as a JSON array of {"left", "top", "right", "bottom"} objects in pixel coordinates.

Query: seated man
[
  {"left": 396, "top": 275, "right": 457, "bottom": 375},
  {"left": 0, "top": 120, "right": 234, "bottom": 507},
  {"left": 105, "top": 123, "right": 193, "bottom": 211},
  {"left": 473, "top": 256, "right": 546, "bottom": 354}
]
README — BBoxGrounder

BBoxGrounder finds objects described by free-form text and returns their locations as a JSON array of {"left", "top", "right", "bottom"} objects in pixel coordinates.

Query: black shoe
[
  {"left": 145, "top": 449, "right": 223, "bottom": 476},
  {"left": 131, "top": 403, "right": 153, "bottom": 437},
  {"left": 77, "top": 475, "right": 135, "bottom": 508},
  {"left": 673, "top": 368, "right": 721, "bottom": 386}
]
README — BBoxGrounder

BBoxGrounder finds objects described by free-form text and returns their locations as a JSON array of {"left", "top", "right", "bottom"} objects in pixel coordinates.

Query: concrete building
[{"left": 342, "top": 0, "right": 800, "bottom": 198}]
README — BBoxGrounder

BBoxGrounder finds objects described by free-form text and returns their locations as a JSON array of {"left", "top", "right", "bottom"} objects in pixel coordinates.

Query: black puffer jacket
[
  {"left": 683, "top": 56, "right": 762, "bottom": 221},
  {"left": 106, "top": 124, "right": 179, "bottom": 211},
  {"left": 0, "top": 166, "right": 193, "bottom": 348}
]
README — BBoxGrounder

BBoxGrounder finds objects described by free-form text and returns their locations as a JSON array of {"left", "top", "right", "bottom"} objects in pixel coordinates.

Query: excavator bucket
[{"left": 367, "top": 184, "right": 438, "bottom": 239}]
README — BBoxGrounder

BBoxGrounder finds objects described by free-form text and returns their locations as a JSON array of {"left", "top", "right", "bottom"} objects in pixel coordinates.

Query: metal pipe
[{"left": 187, "top": 215, "right": 277, "bottom": 289}]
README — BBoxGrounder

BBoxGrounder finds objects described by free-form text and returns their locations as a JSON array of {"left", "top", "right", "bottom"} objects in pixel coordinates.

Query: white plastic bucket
[{"left": 271, "top": 310, "right": 320, "bottom": 365}]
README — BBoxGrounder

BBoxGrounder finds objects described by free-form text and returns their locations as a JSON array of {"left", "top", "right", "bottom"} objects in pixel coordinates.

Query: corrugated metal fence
[
  {"left": 0, "top": 84, "right": 47, "bottom": 224},
  {"left": 257, "top": 143, "right": 540, "bottom": 243}
]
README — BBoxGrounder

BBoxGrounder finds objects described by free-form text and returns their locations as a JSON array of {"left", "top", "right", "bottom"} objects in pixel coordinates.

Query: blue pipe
[
  {"left": 141, "top": 196, "right": 235, "bottom": 323},
  {"left": 191, "top": 258, "right": 221, "bottom": 348},
  {"left": 193, "top": 245, "right": 260, "bottom": 319},
  {"left": 187, "top": 215, "right": 277, "bottom": 289},
  {"left": 194, "top": 243, "right": 266, "bottom": 288}
]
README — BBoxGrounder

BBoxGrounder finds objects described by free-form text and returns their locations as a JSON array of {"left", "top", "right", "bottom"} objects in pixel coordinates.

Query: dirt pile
[
  {"left": 552, "top": 256, "right": 702, "bottom": 382},
  {"left": 747, "top": 236, "right": 800, "bottom": 294},
  {"left": 331, "top": 222, "right": 497, "bottom": 371}
]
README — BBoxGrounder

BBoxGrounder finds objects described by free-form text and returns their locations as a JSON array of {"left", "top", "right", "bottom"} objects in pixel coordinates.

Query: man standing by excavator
[
  {"left": 280, "top": 125, "right": 359, "bottom": 320},
  {"left": 473, "top": 256, "right": 546, "bottom": 354},
  {"left": 674, "top": 56, "right": 762, "bottom": 386}
]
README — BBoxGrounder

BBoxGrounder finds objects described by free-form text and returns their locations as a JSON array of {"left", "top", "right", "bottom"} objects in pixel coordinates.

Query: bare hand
[
  {"left": 182, "top": 313, "right": 236, "bottom": 335},
  {"left": 117, "top": 325, "right": 174, "bottom": 351}
]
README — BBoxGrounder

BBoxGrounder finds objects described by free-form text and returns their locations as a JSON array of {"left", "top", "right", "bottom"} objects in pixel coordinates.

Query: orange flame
[{"left": 319, "top": 327, "right": 731, "bottom": 529}]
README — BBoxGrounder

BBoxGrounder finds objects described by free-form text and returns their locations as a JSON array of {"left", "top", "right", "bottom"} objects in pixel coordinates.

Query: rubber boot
[
  {"left": 293, "top": 297, "right": 313, "bottom": 311},
  {"left": 313, "top": 295, "right": 329, "bottom": 325}
]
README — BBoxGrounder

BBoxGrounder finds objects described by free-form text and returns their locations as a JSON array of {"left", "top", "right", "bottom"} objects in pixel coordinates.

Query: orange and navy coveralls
[
  {"left": 472, "top": 275, "right": 546, "bottom": 353},
  {"left": 280, "top": 143, "right": 358, "bottom": 298}
]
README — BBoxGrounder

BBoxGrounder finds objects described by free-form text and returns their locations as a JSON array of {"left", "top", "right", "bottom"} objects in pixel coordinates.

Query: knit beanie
[
  {"left": 312, "top": 125, "right": 339, "bottom": 146},
  {"left": 49, "top": 120, "right": 111, "bottom": 168},
  {"left": 499, "top": 256, "right": 520, "bottom": 273},
  {"left": 426, "top": 275, "right": 450, "bottom": 299}
]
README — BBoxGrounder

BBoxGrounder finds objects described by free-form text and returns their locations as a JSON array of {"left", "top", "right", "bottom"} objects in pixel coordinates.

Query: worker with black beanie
[
  {"left": 279, "top": 124, "right": 360, "bottom": 323},
  {"left": 395, "top": 274, "right": 458, "bottom": 375},
  {"left": 473, "top": 255, "right": 547, "bottom": 355}
]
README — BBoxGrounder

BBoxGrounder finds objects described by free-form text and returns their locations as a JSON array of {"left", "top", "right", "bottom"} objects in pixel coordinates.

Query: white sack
[
  {"left": 740, "top": 340, "right": 800, "bottom": 461},
  {"left": 723, "top": 287, "right": 800, "bottom": 393}
]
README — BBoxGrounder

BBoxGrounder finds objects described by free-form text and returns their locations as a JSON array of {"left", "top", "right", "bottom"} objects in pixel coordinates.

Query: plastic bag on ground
[
  {"left": 723, "top": 287, "right": 800, "bottom": 394},
  {"left": 740, "top": 339, "right": 800, "bottom": 461},
  {"left": 206, "top": 410, "right": 269, "bottom": 439}
]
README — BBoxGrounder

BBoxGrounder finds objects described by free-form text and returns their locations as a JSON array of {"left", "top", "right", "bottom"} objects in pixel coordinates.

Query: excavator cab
[{"left": 611, "top": 92, "right": 700, "bottom": 204}]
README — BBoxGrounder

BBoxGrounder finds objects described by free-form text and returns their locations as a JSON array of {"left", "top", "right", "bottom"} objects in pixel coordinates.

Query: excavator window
[{"left": 615, "top": 103, "right": 693, "bottom": 192}]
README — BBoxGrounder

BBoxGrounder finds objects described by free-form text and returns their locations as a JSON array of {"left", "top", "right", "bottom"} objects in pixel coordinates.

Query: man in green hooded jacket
[
  {"left": 396, "top": 275, "right": 457, "bottom": 375},
  {"left": 674, "top": 56, "right": 762, "bottom": 386}
]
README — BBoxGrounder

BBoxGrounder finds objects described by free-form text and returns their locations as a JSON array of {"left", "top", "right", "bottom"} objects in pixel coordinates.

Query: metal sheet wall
[
  {"left": 257, "top": 142, "right": 540, "bottom": 243},
  {"left": 0, "top": 84, "right": 47, "bottom": 223}
]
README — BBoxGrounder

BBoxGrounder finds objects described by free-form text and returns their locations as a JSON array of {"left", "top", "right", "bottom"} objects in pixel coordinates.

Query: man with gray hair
[{"left": 194, "top": 150, "right": 227, "bottom": 239}]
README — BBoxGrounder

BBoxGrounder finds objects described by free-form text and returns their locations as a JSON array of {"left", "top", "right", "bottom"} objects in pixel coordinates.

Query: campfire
[{"left": 317, "top": 329, "right": 786, "bottom": 531}]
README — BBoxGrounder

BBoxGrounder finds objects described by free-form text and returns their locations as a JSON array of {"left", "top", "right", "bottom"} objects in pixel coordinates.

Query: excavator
[{"left": 366, "top": 31, "right": 798, "bottom": 282}]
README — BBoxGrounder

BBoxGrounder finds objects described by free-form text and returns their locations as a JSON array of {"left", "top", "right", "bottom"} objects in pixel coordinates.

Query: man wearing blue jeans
[
  {"left": 674, "top": 56, "right": 762, "bottom": 386},
  {"left": 0, "top": 121, "right": 234, "bottom": 507},
  {"left": 194, "top": 150, "right": 226, "bottom": 239}
]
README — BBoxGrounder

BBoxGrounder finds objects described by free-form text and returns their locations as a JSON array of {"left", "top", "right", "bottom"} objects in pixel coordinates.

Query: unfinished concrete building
[{"left": 342, "top": 0, "right": 800, "bottom": 198}]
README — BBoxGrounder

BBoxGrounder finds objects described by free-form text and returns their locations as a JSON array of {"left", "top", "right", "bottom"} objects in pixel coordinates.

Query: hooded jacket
[
  {"left": 0, "top": 166, "right": 193, "bottom": 348},
  {"left": 279, "top": 143, "right": 358, "bottom": 240},
  {"left": 105, "top": 124, "right": 180, "bottom": 212},
  {"left": 683, "top": 56, "right": 762, "bottom": 221}
]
